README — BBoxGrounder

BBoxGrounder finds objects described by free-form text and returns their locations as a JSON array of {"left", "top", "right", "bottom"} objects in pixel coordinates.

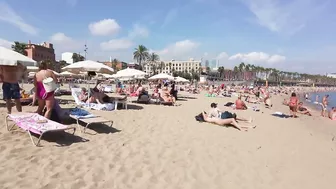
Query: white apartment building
[
  {"left": 144, "top": 58, "right": 201, "bottom": 75},
  {"left": 61, "top": 52, "right": 74, "bottom": 64},
  {"left": 327, "top": 73, "right": 336, "bottom": 78}
]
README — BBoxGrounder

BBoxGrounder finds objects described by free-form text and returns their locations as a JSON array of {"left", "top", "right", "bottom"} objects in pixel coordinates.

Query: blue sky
[{"left": 0, "top": 0, "right": 335, "bottom": 74}]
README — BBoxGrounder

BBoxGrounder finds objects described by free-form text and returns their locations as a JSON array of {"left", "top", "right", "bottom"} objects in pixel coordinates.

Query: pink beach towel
[{"left": 8, "top": 113, "right": 68, "bottom": 135}]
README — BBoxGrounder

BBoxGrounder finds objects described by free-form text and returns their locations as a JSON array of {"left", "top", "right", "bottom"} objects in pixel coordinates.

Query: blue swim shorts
[{"left": 2, "top": 82, "right": 21, "bottom": 100}]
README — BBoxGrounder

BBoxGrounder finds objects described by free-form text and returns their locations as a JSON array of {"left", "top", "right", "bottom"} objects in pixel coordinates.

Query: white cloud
[
  {"left": 161, "top": 8, "right": 178, "bottom": 28},
  {"left": 0, "top": 2, "right": 38, "bottom": 35},
  {"left": 228, "top": 52, "right": 286, "bottom": 64},
  {"left": 156, "top": 40, "right": 200, "bottom": 60},
  {"left": 243, "top": 0, "right": 326, "bottom": 35},
  {"left": 216, "top": 52, "right": 229, "bottom": 60},
  {"left": 0, "top": 38, "right": 13, "bottom": 48},
  {"left": 128, "top": 24, "right": 149, "bottom": 38},
  {"left": 89, "top": 19, "right": 121, "bottom": 36},
  {"left": 100, "top": 38, "right": 133, "bottom": 51},
  {"left": 50, "top": 32, "right": 83, "bottom": 53},
  {"left": 66, "top": 0, "right": 78, "bottom": 6}
]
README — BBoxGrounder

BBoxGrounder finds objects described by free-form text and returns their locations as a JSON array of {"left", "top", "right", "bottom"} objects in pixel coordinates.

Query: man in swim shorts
[{"left": 0, "top": 64, "right": 26, "bottom": 114}]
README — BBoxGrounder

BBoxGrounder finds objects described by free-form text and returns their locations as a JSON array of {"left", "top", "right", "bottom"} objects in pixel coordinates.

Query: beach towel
[
  {"left": 69, "top": 108, "right": 97, "bottom": 119},
  {"left": 7, "top": 113, "right": 69, "bottom": 134}
]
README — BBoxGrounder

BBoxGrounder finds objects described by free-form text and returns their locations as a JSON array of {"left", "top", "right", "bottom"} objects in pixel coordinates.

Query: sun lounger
[
  {"left": 71, "top": 88, "right": 115, "bottom": 111},
  {"left": 69, "top": 108, "right": 113, "bottom": 133},
  {"left": 5, "top": 113, "right": 76, "bottom": 146}
]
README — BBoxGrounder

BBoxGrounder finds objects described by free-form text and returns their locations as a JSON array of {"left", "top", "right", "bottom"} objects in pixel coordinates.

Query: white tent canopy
[
  {"left": 62, "top": 60, "right": 114, "bottom": 74},
  {"left": 175, "top": 76, "right": 190, "bottom": 83},
  {"left": 0, "top": 46, "right": 36, "bottom": 66},
  {"left": 114, "top": 68, "right": 147, "bottom": 78},
  {"left": 148, "top": 73, "right": 174, "bottom": 80}
]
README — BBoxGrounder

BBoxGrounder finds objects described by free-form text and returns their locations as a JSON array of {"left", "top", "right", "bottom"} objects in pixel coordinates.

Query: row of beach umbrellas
[{"left": 0, "top": 46, "right": 190, "bottom": 82}]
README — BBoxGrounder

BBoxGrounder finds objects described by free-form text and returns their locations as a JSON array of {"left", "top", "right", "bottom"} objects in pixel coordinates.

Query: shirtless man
[
  {"left": 321, "top": 95, "right": 329, "bottom": 117},
  {"left": 235, "top": 95, "right": 248, "bottom": 110},
  {"left": 0, "top": 64, "right": 26, "bottom": 114}
]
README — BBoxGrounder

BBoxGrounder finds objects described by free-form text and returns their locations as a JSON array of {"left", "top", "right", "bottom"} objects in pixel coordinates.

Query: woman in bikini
[
  {"left": 34, "top": 62, "right": 57, "bottom": 119},
  {"left": 289, "top": 92, "right": 299, "bottom": 118}
]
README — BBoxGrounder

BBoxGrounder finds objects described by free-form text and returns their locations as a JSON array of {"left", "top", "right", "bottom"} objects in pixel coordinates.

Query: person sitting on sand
[
  {"left": 161, "top": 84, "right": 176, "bottom": 104},
  {"left": 283, "top": 99, "right": 289, "bottom": 106},
  {"left": 201, "top": 112, "right": 253, "bottom": 131},
  {"left": 208, "top": 85, "right": 214, "bottom": 95},
  {"left": 329, "top": 107, "right": 336, "bottom": 120},
  {"left": 297, "top": 102, "right": 312, "bottom": 116},
  {"left": 235, "top": 95, "right": 248, "bottom": 110},
  {"left": 289, "top": 92, "right": 299, "bottom": 118},
  {"left": 152, "top": 86, "right": 160, "bottom": 99}
]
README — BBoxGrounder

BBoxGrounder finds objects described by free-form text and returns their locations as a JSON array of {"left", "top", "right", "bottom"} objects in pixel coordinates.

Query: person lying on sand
[
  {"left": 297, "top": 102, "right": 312, "bottom": 116},
  {"left": 209, "top": 103, "right": 252, "bottom": 123},
  {"left": 201, "top": 112, "right": 254, "bottom": 131},
  {"left": 235, "top": 95, "right": 248, "bottom": 110},
  {"left": 245, "top": 96, "right": 259, "bottom": 104}
]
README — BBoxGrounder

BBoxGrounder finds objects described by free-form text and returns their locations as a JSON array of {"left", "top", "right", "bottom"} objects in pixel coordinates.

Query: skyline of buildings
[{"left": 143, "top": 58, "right": 201, "bottom": 75}]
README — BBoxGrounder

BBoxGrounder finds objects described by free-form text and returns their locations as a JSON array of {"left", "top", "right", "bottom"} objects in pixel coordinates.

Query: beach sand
[{"left": 1, "top": 87, "right": 336, "bottom": 189}]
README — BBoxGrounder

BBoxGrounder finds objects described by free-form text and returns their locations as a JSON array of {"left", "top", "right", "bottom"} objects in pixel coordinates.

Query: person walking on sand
[
  {"left": 321, "top": 95, "right": 329, "bottom": 117},
  {"left": 0, "top": 63, "right": 26, "bottom": 114},
  {"left": 289, "top": 92, "right": 299, "bottom": 118}
]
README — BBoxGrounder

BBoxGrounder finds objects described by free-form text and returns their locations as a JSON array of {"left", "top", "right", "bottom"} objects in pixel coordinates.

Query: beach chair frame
[
  {"left": 70, "top": 115, "right": 113, "bottom": 133},
  {"left": 5, "top": 114, "right": 76, "bottom": 147}
]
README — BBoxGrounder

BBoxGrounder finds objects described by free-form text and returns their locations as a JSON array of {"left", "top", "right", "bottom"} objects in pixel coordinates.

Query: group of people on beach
[
  {"left": 283, "top": 91, "right": 335, "bottom": 119},
  {"left": 0, "top": 62, "right": 61, "bottom": 119}
]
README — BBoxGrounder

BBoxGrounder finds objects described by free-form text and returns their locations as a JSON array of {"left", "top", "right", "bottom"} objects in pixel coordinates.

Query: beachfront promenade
[{"left": 1, "top": 85, "right": 336, "bottom": 189}]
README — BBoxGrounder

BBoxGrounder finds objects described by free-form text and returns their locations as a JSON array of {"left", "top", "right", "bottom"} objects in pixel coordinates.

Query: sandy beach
[{"left": 1, "top": 86, "right": 336, "bottom": 189}]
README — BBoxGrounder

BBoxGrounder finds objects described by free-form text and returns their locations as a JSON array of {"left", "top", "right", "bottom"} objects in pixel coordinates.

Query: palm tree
[
  {"left": 147, "top": 52, "right": 160, "bottom": 74},
  {"left": 59, "top": 60, "right": 68, "bottom": 69},
  {"left": 158, "top": 61, "right": 165, "bottom": 73},
  {"left": 112, "top": 58, "right": 119, "bottom": 72},
  {"left": 238, "top": 62, "right": 245, "bottom": 80},
  {"left": 133, "top": 45, "right": 149, "bottom": 70},
  {"left": 218, "top": 66, "right": 225, "bottom": 79},
  {"left": 11, "top": 41, "right": 27, "bottom": 55},
  {"left": 72, "top": 53, "right": 84, "bottom": 63}
]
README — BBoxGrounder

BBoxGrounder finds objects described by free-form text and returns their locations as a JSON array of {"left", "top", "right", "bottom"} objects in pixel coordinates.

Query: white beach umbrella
[
  {"left": 62, "top": 60, "right": 114, "bottom": 74},
  {"left": 27, "top": 66, "right": 39, "bottom": 71},
  {"left": 114, "top": 68, "right": 147, "bottom": 78},
  {"left": 175, "top": 76, "right": 190, "bottom": 83},
  {"left": 0, "top": 46, "right": 36, "bottom": 66},
  {"left": 101, "top": 73, "right": 114, "bottom": 78},
  {"left": 60, "top": 71, "right": 75, "bottom": 76},
  {"left": 148, "top": 73, "right": 174, "bottom": 80}
]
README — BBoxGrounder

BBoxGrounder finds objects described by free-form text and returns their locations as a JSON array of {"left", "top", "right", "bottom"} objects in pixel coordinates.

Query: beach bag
[
  {"left": 42, "top": 70, "right": 57, "bottom": 93},
  {"left": 195, "top": 113, "right": 205, "bottom": 122},
  {"left": 43, "top": 77, "right": 57, "bottom": 92}
]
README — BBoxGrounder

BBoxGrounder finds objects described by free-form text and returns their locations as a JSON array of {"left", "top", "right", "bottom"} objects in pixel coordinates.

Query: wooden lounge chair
[
  {"left": 5, "top": 113, "right": 76, "bottom": 146},
  {"left": 69, "top": 108, "right": 113, "bottom": 133}
]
